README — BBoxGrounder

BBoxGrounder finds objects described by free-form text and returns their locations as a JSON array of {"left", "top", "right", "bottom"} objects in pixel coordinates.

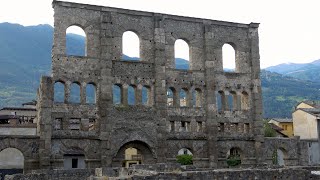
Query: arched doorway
[
  {"left": 0, "top": 148, "right": 24, "bottom": 175},
  {"left": 273, "top": 148, "right": 287, "bottom": 166},
  {"left": 112, "top": 141, "right": 155, "bottom": 167},
  {"left": 226, "top": 147, "right": 242, "bottom": 167}
]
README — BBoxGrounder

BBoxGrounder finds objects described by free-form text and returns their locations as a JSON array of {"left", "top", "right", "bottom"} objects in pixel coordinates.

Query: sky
[{"left": 0, "top": 0, "right": 319, "bottom": 68}]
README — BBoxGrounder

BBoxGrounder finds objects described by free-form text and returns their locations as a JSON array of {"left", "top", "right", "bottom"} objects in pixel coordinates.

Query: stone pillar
[
  {"left": 249, "top": 23, "right": 265, "bottom": 166},
  {"left": 204, "top": 24, "right": 218, "bottom": 168},
  {"left": 80, "top": 82, "right": 86, "bottom": 104},
  {"left": 37, "top": 76, "right": 54, "bottom": 169},
  {"left": 153, "top": 14, "right": 168, "bottom": 163},
  {"left": 64, "top": 82, "right": 70, "bottom": 104},
  {"left": 122, "top": 84, "right": 128, "bottom": 106},
  {"left": 136, "top": 85, "right": 142, "bottom": 105}
]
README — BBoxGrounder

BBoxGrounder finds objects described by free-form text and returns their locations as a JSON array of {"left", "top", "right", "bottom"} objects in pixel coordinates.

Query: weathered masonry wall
[{"left": 18, "top": 0, "right": 303, "bottom": 171}]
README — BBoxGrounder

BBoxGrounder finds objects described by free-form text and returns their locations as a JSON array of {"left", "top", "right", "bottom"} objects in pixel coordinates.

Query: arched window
[
  {"left": 175, "top": 39, "right": 190, "bottom": 70},
  {"left": 86, "top": 83, "right": 96, "bottom": 104},
  {"left": 241, "top": 91, "right": 249, "bottom": 110},
  {"left": 113, "top": 84, "right": 122, "bottom": 104},
  {"left": 167, "top": 87, "right": 175, "bottom": 107},
  {"left": 142, "top": 86, "right": 151, "bottom": 106},
  {"left": 273, "top": 148, "right": 287, "bottom": 166},
  {"left": 122, "top": 31, "right": 140, "bottom": 60},
  {"left": 54, "top": 81, "right": 65, "bottom": 103},
  {"left": 228, "top": 91, "right": 238, "bottom": 111},
  {"left": 178, "top": 148, "right": 193, "bottom": 155},
  {"left": 128, "top": 85, "right": 136, "bottom": 105},
  {"left": 217, "top": 91, "right": 225, "bottom": 111},
  {"left": 66, "top": 25, "right": 86, "bottom": 56},
  {"left": 70, "top": 83, "right": 80, "bottom": 103},
  {"left": 192, "top": 88, "right": 202, "bottom": 107},
  {"left": 222, "top": 43, "right": 236, "bottom": 72},
  {"left": 0, "top": 148, "right": 24, "bottom": 172},
  {"left": 180, "top": 88, "right": 188, "bottom": 107}
]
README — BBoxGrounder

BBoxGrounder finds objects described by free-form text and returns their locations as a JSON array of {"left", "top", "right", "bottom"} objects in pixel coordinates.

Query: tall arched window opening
[
  {"left": 86, "top": 83, "right": 96, "bottom": 104},
  {"left": 222, "top": 43, "right": 236, "bottom": 72},
  {"left": 122, "top": 31, "right": 140, "bottom": 60},
  {"left": 113, "top": 84, "right": 122, "bottom": 105},
  {"left": 66, "top": 26, "right": 86, "bottom": 56},
  {"left": 70, "top": 83, "right": 80, "bottom": 103},
  {"left": 128, "top": 85, "right": 136, "bottom": 105},
  {"left": 175, "top": 39, "right": 190, "bottom": 70},
  {"left": 54, "top": 82, "right": 65, "bottom": 103}
]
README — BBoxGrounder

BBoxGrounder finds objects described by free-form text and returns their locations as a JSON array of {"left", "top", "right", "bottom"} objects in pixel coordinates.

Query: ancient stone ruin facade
[{"left": 0, "top": 1, "right": 309, "bottom": 174}]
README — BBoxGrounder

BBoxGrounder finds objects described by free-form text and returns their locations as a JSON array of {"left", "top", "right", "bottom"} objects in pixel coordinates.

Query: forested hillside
[{"left": 1, "top": 23, "right": 320, "bottom": 118}]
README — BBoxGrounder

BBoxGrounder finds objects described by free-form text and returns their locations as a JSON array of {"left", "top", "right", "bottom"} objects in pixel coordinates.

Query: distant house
[
  {"left": 0, "top": 101, "right": 37, "bottom": 124},
  {"left": 293, "top": 101, "right": 320, "bottom": 140},
  {"left": 268, "top": 118, "right": 293, "bottom": 137},
  {"left": 268, "top": 123, "right": 288, "bottom": 138}
]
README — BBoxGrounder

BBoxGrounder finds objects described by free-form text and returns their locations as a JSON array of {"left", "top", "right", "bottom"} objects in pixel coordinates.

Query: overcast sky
[{"left": 0, "top": 0, "right": 319, "bottom": 68}]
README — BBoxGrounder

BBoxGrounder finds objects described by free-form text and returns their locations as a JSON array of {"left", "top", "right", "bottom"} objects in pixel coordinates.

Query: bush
[
  {"left": 226, "top": 155, "right": 241, "bottom": 167},
  {"left": 176, "top": 154, "right": 193, "bottom": 165}
]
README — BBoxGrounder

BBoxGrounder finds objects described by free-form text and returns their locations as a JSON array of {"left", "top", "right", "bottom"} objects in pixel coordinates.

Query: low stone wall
[
  {"left": 93, "top": 165, "right": 320, "bottom": 180},
  {"left": 5, "top": 165, "right": 320, "bottom": 180},
  {"left": 5, "top": 169, "right": 95, "bottom": 180}
]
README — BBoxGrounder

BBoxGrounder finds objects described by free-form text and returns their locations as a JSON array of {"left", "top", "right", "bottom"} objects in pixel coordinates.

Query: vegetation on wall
[{"left": 176, "top": 154, "right": 193, "bottom": 165}]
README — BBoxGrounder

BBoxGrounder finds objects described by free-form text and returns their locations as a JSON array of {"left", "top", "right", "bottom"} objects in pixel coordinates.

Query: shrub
[
  {"left": 176, "top": 154, "right": 193, "bottom": 165},
  {"left": 226, "top": 155, "right": 241, "bottom": 167}
]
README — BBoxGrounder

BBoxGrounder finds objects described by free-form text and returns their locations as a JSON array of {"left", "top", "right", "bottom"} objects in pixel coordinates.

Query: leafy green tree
[{"left": 263, "top": 119, "right": 277, "bottom": 137}]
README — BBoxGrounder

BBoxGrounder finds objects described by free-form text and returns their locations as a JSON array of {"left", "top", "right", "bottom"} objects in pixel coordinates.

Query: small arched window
[
  {"left": 122, "top": 31, "right": 140, "bottom": 61},
  {"left": 86, "top": 83, "right": 96, "bottom": 104},
  {"left": 217, "top": 91, "right": 225, "bottom": 111},
  {"left": 192, "top": 88, "right": 202, "bottom": 107},
  {"left": 142, "top": 86, "right": 151, "bottom": 106},
  {"left": 175, "top": 39, "right": 190, "bottom": 70},
  {"left": 54, "top": 81, "right": 65, "bottom": 103},
  {"left": 228, "top": 91, "right": 238, "bottom": 111},
  {"left": 66, "top": 25, "right": 86, "bottom": 56},
  {"left": 128, "top": 85, "right": 136, "bottom": 105},
  {"left": 241, "top": 91, "right": 249, "bottom": 110},
  {"left": 70, "top": 83, "right": 81, "bottom": 103},
  {"left": 222, "top": 43, "right": 236, "bottom": 72},
  {"left": 180, "top": 88, "right": 188, "bottom": 107},
  {"left": 113, "top": 84, "right": 122, "bottom": 104},
  {"left": 178, "top": 148, "right": 193, "bottom": 155},
  {"left": 167, "top": 87, "right": 175, "bottom": 107}
]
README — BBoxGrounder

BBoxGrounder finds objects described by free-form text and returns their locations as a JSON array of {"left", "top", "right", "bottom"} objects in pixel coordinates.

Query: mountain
[
  {"left": 0, "top": 23, "right": 84, "bottom": 107},
  {"left": 266, "top": 60, "right": 320, "bottom": 82},
  {"left": 1, "top": 22, "right": 320, "bottom": 118}
]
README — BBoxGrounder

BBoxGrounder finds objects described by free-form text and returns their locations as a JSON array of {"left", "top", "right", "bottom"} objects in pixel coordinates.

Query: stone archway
[
  {"left": 0, "top": 148, "right": 24, "bottom": 174},
  {"left": 112, "top": 140, "right": 156, "bottom": 167}
]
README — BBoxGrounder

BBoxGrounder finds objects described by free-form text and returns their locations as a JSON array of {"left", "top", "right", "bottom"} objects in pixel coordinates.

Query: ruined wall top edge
[{"left": 52, "top": 0, "right": 259, "bottom": 28}]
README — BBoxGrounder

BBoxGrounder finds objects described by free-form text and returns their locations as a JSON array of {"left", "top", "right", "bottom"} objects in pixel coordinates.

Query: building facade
[{"left": 0, "top": 1, "right": 310, "bottom": 173}]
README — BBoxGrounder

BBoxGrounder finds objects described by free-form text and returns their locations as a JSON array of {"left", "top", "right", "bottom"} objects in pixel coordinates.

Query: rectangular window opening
[{"left": 72, "top": 158, "right": 78, "bottom": 168}]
